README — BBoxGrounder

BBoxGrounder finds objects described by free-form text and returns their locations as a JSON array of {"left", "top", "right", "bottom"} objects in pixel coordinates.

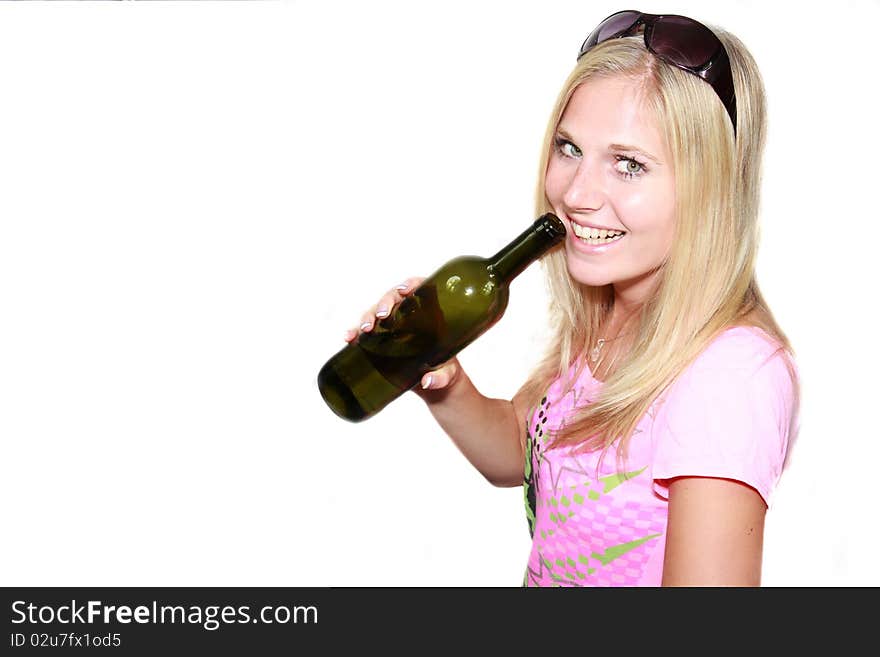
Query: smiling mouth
[{"left": 570, "top": 222, "right": 627, "bottom": 245}]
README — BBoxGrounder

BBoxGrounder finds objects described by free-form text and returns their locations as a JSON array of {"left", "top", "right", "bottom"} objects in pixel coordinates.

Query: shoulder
[
  {"left": 660, "top": 324, "right": 799, "bottom": 423},
  {"left": 693, "top": 325, "right": 788, "bottom": 370},
  {"left": 676, "top": 326, "right": 798, "bottom": 403}
]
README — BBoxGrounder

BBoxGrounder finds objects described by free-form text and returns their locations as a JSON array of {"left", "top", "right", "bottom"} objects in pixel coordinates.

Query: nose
[{"left": 562, "top": 158, "right": 605, "bottom": 212}]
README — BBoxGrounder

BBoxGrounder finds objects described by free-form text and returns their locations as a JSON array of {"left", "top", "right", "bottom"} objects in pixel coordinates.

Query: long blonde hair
[{"left": 518, "top": 30, "right": 800, "bottom": 467}]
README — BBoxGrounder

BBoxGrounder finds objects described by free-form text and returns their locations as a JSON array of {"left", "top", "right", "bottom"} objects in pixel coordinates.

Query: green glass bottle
[{"left": 317, "top": 213, "right": 566, "bottom": 422}]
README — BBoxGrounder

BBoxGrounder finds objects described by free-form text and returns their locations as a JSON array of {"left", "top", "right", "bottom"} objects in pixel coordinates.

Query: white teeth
[
  {"left": 579, "top": 234, "right": 624, "bottom": 246},
  {"left": 571, "top": 222, "right": 625, "bottom": 241}
]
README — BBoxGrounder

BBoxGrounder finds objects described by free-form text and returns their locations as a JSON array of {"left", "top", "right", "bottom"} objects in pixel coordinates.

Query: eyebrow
[{"left": 556, "top": 127, "right": 663, "bottom": 165}]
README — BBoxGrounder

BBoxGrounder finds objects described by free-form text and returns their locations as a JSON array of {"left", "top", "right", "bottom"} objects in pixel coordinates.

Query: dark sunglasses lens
[
  {"left": 580, "top": 10, "right": 640, "bottom": 55},
  {"left": 649, "top": 15, "right": 720, "bottom": 68}
]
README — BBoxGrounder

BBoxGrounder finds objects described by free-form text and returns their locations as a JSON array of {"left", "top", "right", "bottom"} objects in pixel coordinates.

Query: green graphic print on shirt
[{"left": 522, "top": 391, "right": 665, "bottom": 587}]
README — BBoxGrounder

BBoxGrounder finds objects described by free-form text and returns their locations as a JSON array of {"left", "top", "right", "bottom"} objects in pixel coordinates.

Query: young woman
[{"left": 344, "top": 10, "right": 800, "bottom": 586}]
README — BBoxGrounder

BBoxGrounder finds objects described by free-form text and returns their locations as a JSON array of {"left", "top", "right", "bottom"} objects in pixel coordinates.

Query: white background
[{"left": 1, "top": 0, "right": 877, "bottom": 587}]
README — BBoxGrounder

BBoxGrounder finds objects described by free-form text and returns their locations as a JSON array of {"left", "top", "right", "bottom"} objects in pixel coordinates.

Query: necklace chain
[
  {"left": 590, "top": 308, "right": 639, "bottom": 365},
  {"left": 589, "top": 330, "right": 631, "bottom": 364}
]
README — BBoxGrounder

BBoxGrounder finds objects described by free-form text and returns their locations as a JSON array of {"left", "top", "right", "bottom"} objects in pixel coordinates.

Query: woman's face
[{"left": 544, "top": 75, "right": 676, "bottom": 307}]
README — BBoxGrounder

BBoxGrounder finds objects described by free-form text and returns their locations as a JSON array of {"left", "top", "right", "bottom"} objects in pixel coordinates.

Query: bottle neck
[{"left": 488, "top": 213, "right": 566, "bottom": 282}]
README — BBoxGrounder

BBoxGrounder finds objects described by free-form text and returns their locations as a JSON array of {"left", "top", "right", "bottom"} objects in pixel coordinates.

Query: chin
[{"left": 564, "top": 263, "right": 616, "bottom": 288}]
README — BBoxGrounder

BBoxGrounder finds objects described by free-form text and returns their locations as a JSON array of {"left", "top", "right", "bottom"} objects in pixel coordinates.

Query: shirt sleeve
[{"left": 650, "top": 330, "right": 798, "bottom": 508}]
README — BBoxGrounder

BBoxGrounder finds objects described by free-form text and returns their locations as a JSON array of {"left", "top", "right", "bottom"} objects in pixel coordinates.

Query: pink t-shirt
[{"left": 522, "top": 326, "right": 800, "bottom": 587}]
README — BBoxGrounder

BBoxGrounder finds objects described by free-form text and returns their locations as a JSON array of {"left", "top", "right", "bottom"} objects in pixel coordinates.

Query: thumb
[{"left": 418, "top": 358, "right": 462, "bottom": 392}]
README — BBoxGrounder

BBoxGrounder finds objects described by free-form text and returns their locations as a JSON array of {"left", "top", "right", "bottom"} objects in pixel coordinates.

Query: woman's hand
[{"left": 343, "top": 276, "right": 462, "bottom": 393}]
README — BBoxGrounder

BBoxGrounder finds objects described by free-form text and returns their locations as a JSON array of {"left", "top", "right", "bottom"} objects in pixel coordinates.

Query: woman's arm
[
  {"left": 661, "top": 476, "right": 767, "bottom": 586},
  {"left": 416, "top": 361, "right": 531, "bottom": 488},
  {"left": 348, "top": 276, "right": 530, "bottom": 488}
]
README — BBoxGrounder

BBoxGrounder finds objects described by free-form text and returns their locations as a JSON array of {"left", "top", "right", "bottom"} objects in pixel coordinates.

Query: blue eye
[
  {"left": 553, "top": 136, "right": 581, "bottom": 158},
  {"left": 553, "top": 135, "right": 649, "bottom": 180},
  {"left": 614, "top": 155, "right": 647, "bottom": 179}
]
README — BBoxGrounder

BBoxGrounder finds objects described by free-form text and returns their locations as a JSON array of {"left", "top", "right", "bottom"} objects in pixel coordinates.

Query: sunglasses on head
[{"left": 578, "top": 10, "right": 737, "bottom": 137}]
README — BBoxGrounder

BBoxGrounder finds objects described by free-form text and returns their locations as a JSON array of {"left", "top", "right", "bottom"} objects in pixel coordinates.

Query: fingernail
[
  {"left": 376, "top": 306, "right": 389, "bottom": 318},
  {"left": 422, "top": 375, "right": 433, "bottom": 389},
  {"left": 360, "top": 321, "right": 372, "bottom": 331}
]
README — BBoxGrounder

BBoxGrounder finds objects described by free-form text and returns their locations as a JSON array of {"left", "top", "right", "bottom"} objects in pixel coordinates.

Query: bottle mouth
[{"left": 536, "top": 212, "right": 567, "bottom": 242}]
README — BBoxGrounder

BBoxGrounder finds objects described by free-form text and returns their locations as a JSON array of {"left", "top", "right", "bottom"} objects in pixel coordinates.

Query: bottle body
[
  {"left": 317, "top": 213, "right": 566, "bottom": 422},
  {"left": 319, "top": 256, "right": 509, "bottom": 422}
]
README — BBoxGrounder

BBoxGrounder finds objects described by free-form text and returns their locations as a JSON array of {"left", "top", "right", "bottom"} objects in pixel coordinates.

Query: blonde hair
[{"left": 518, "top": 29, "right": 800, "bottom": 469}]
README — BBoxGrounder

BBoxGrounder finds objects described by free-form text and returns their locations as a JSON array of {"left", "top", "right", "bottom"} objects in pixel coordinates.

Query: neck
[{"left": 601, "top": 304, "right": 641, "bottom": 339}]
